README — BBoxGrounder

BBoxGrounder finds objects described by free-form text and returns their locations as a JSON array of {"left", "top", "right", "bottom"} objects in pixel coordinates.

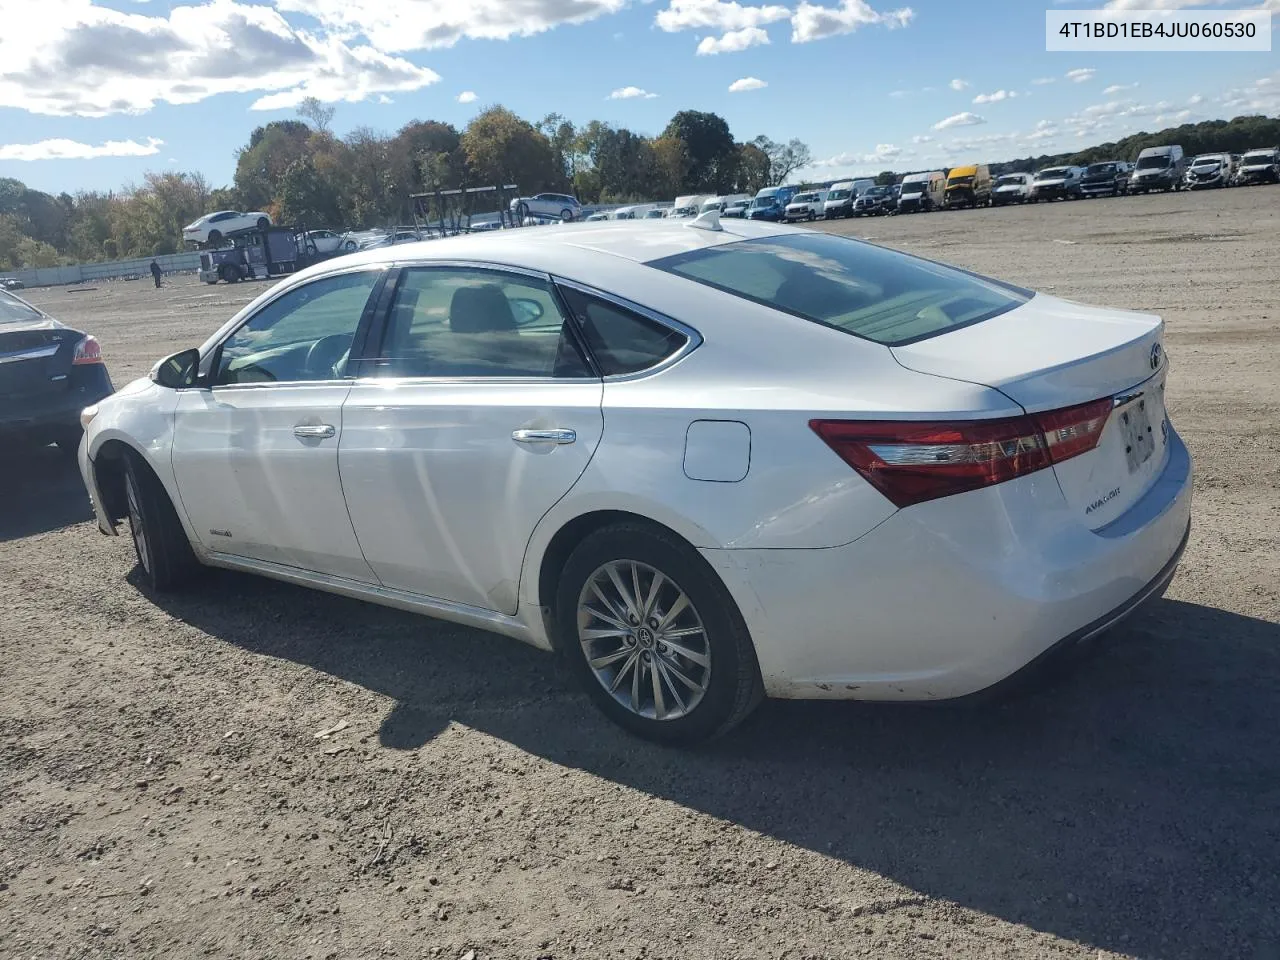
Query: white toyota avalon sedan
[{"left": 77, "top": 215, "right": 1192, "bottom": 743}]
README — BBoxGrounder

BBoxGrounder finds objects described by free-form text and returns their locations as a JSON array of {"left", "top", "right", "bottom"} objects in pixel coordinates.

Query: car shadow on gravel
[
  {"left": 152, "top": 571, "right": 1279, "bottom": 959},
  {"left": 0, "top": 444, "right": 92, "bottom": 541}
]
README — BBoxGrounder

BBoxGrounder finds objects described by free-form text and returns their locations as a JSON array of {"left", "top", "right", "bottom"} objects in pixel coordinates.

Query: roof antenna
[{"left": 687, "top": 209, "right": 723, "bottom": 232}]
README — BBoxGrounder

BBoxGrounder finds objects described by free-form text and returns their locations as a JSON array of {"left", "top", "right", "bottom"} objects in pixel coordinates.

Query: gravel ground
[{"left": 2, "top": 187, "right": 1278, "bottom": 960}]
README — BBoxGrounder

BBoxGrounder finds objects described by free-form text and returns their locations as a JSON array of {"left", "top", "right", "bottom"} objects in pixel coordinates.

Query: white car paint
[
  {"left": 303, "top": 230, "right": 345, "bottom": 254},
  {"left": 80, "top": 219, "right": 1192, "bottom": 735},
  {"left": 783, "top": 191, "right": 827, "bottom": 221},
  {"left": 182, "top": 210, "right": 272, "bottom": 244},
  {"left": 510, "top": 193, "right": 582, "bottom": 221}
]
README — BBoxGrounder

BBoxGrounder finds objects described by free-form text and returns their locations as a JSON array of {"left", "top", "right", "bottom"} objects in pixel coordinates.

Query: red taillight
[
  {"left": 72, "top": 335, "right": 102, "bottom": 365},
  {"left": 811, "top": 398, "right": 1112, "bottom": 508},
  {"left": 1033, "top": 397, "right": 1112, "bottom": 463}
]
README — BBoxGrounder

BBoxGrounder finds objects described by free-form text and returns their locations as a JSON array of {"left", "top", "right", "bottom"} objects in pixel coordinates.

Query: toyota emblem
[{"left": 1150, "top": 342, "right": 1162, "bottom": 370}]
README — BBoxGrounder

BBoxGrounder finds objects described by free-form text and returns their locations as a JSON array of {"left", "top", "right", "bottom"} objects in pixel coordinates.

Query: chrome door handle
[
  {"left": 293, "top": 424, "right": 336, "bottom": 439},
  {"left": 511, "top": 428, "right": 576, "bottom": 445}
]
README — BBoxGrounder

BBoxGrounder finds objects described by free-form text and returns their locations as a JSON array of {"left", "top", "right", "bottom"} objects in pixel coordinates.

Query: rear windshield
[
  {"left": 0, "top": 290, "right": 42, "bottom": 324},
  {"left": 1086, "top": 163, "right": 1117, "bottom": 175},
  {"left": 651, "top": 233, "right": 1030, "bottom": 347}
]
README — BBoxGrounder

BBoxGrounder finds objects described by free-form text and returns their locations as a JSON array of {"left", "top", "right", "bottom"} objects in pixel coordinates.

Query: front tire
[
  {"left": 123, "top": 453, "right": 199, "bottom": 593},
  {"left": 556, "top": 522, "right": 763, "bottom": 744},
  {"left": 256, "top": 217, "right": 269, "bottom": 230}
]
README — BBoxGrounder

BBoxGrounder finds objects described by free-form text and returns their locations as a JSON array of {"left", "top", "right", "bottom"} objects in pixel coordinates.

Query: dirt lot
[{"left": 2, "top": 187, "right": 1278, "bottom": 960}]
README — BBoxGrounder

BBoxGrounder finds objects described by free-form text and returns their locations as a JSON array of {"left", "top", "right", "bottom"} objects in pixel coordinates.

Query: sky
[{"left": 0, "top": 0, "right": 1277, "bottom": 195}]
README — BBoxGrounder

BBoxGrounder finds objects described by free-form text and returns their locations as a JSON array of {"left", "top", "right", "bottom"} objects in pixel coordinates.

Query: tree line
[
  {"left": 3, "top": 108, "right": 1277, "bottom": 271},
  {"left": 0, "top": 102, "right": 811, "bottom": 269}
]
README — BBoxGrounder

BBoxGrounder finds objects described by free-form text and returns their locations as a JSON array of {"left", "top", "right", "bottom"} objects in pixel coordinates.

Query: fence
[{"left": 6, "top": 251, "right": 202, "bottom": 289}]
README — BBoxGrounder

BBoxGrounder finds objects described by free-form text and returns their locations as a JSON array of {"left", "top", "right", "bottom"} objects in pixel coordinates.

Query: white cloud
[
  {"left": 933, "top": 111, "right": 985, "bottom": 130},
  {"left": 608, "top": 85, "right": 658, "bottom": 99},
  {"left": 457, "top": 90, "right": 477, "bottom": 103},
  {"left": 0, "top": 0, "right": 439, "bottom": 117},
  {"left": 0, "top": 135, "right": 163, "bottom": 161},
  {"left": 814, "top": 142, "right": 907, "bottom": 167},
  {"left": 1066, "top": 67, "right": 1096, "bottom": 83},
  {"left": 912, "top": 134, "right": 932, "bottom": 143},
  {"left": 1218, "top": 72, "right": 1280, "bottom": 112},
  {"left": 790, "top": 0, "right": 914, "bottom": 42},
  {"left": 655, "top": 0, "right": 789, "bottom": 32},
  {"left": 948, "top": 131, "right": 1015, "bottom": 152},
  {"left": 972, "top": 89, "right": 1017, "bottom": 104},
  {"left": 696, "top": 25, "right": 770, "bottom": 53},
  {"left": 1031, "top": 77, "right": 1056, "bottom": 85},
  {"left": 949, "top": 78, "right": 969, "bottom": 91},
  {"left": 275, "top": 0, "right": 628, "bottom": 52},
  {"left": 1188, "top": 93, "right": 1204, "bottom": 105},
  {"left": 1103, "top": 83, "right": 1138, "bottom": 94},
  {"left": 377, "top": 94, "right": 393, "bottom": 104},
  {"left": 728, "top": 76, "right": 768, "bottom": 92},
  {"left": 889, "top": 89, "right": 909, "bottom": 98}
]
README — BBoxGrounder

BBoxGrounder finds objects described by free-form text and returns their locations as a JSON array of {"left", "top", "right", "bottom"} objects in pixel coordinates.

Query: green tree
[
  {"left": 651, "top": 136, "right": 691, "bottom": 198},
  {"left": 734, "top": 142, "right": 771, "bottom": 192},
  {"left": 234, "top": 120, "right": 315, "bottom": 211},
  {"left": 461, "top": 106, "right": 559, "bottom": 192},
  {"left": 662, "top": 111, "right": 736, "bottom": 192},
  {"left": 751, "top": 136, "right": 812, "bottom": 186}
]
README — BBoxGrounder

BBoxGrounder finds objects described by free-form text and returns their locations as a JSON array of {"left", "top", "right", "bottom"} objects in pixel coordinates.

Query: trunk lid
[
  {"left": 0, "top": 319, "right": 78, "bottom": 402},
  {"left": 891, "top": 293, "right": 1169, "bottom": 529}
]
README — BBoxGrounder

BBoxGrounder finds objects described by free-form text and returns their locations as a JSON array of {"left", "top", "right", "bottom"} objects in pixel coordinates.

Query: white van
[
  {"left": 670, "top": 195, "right": 714, "bottom": 218},
  {"left": 897, "top": 171, "right": 945, "bottom": 213},
  {"left": 822, "top": 179, "right": 875, "bottom": 218},
  {"left": 992, "top": 172, "right": 1033, "bottom": 206},
  {"left": 701, "top": 194, "right": 751, "bottom": 215},
  {"left": 613, "top": 203, "right": 662, "bottom": 220}
]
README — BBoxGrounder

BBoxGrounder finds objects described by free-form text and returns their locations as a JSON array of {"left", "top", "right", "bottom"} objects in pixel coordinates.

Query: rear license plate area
[{"left": 1118, "top": 396, "right": 1156, "bottom": 473}]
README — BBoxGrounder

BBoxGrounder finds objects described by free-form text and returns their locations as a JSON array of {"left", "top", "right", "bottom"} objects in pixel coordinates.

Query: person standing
[{"left": 150, "top": 259, "right": 162, "bottom": 289}]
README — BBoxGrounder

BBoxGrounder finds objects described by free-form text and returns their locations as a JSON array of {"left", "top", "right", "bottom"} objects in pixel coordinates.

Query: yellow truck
[{"left": 944, "top": 163, "right": 992, "bottom": 209}]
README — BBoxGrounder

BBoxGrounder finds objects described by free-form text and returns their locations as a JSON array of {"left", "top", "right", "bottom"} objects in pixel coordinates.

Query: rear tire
[
  {"left": 207, "top": 230, "right": 222, "bottom": 246},
  {"left": 555, "top": 522, "right": 763, "bottom": 745},
  {"left": 123, "top": 453, "right": 199, "bottom": 593},
  {"left": 256, "top": 217, "right": 269, "bottom": 230}
]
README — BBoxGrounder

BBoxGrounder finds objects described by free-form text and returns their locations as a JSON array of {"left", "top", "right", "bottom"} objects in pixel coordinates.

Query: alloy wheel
[
  {"left": 576, "top": 560, "right": 711, "bottom": 721},
  {"left": 125, "top": 472, "right": 151, "bottom": 575}
]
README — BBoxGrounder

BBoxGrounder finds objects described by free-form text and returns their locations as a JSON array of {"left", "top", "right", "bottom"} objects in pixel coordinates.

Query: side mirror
[{"left": 151, "top": 347, "right": 201, "bottom": 389}]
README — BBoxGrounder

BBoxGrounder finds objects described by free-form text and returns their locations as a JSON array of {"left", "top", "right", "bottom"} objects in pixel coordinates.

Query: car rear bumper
[
  {"left": 0, "top": 365, "right": 113, "bottom": 439},
  {"left": 702, "top": 426, "right": 1193, "bottom": 701}
]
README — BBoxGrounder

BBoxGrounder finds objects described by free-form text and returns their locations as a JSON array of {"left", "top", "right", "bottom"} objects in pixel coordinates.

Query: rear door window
[
  {"left": 651, "top": 233, "right": 1030, "bottom": 347},
  {"left": 557, "top": 286, "right": 689, "bottom": 376}
]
